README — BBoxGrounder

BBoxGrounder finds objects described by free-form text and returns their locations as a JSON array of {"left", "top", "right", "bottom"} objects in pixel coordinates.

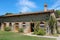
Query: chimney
[{"left": 44, "top": 3, "right": 47, "bottom": 12}]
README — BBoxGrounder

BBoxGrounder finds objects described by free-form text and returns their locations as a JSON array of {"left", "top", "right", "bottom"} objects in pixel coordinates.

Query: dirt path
[
  {"left": 57, "top": 37, "right": 60, "bottom": 40},
  {"left": 24, "top": 34, "right": 57, "bottom": 39}
]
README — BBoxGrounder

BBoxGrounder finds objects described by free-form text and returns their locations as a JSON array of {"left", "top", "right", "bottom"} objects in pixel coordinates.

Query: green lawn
[{"left": 0, "top": 31, "right": 56, "bottom": 40}]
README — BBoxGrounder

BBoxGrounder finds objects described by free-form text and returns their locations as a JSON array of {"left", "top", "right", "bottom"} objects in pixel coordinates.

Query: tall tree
[
  {"left": 49, "top": 15, "right": 57, "bottom": 34},
  {"left": 55, "top": 10, "right": 60, "bottom": 17},
  {"left": 5, "top": 13, "right": 13, "bottom": 15}
]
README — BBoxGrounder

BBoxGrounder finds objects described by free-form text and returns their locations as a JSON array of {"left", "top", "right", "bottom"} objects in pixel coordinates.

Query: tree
[
  {"left": 34, "top": 21, "right": 46, "bottom": 35},
  {"left": 49, "top": 15, "right": 57, "bottom": 34},
  {"left": 56, "top": 10, "right": 60, "bottom": 15},
  {"left": 5, "top": 13, "right": 13, "bottom": 15},
  {"left": 55, "top": 10, "right": 60, "bottom": 17}
]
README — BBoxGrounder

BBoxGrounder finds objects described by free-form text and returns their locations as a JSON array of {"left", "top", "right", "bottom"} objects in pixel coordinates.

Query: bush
[
  {"left": 18, "top": 28, "right": 24, "bottom": 33},
  {"left": 34, "top": 21, "right": 40, "bottom": 34},
  {"left": 34, "top": 28, "right": 46, "bottom": 35},
  {"left": 34, "top": 22, "right": 46, "bottom": 35},
  {"left": 37, "top": 28, "right": 46, "bottom": 35},
  {"left": 4, "top": 27, "right": 11, "bottom": 31}
]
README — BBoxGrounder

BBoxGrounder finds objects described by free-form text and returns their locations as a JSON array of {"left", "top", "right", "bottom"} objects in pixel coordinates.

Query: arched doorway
[
  {"left": 0, "top": 23, "right": 1, "bottom": 29},
  {"left": 14, "top": 23, "right": 19, "bottom": 32},
  {"left": 9, "top": 23, "right": 12, "bottom": 30},
  {"left": 30, "top": 23, "right": 34, "bottom": 32},
  {"left": 3, "top": 23, "right": 6, "bottom": 30},
  {"left": 9, "top": 23, "right": 12, "bottom": 27}
]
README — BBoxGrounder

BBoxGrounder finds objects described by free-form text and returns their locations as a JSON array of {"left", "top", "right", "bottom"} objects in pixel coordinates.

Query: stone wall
[
  {"left": 0, "top": 22, "right": 31, "bottom": 33},
  {"left": 0, "top": 13, "right": 50, "bottom": 22}
]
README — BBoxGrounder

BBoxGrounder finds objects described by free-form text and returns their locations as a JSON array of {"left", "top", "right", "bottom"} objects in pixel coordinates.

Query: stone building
[{"left": 0, "top": 4, "right": 56, "bottom": 34}]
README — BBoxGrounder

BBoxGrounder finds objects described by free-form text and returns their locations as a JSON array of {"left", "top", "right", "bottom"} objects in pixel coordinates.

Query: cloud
[
  {"left": 21, "top": 7, "right": 30, "bottom": 12},
  {"left": 49, "top": 0, "right": 60, "bottom": 10},
  {"left": 17, "top": 0, "right": 37, "bottom": 13}
]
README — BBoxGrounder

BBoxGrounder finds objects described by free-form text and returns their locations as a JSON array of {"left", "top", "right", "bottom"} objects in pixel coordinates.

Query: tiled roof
[{"left": 0, "top": 10, "right": 55, "bottom": 17}]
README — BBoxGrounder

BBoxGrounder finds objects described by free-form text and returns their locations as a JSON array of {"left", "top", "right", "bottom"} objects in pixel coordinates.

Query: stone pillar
[
  {"left": 6, "top": 23, "right": 9, "bottom": 27},
  {"left": 1, "top": 23, "right": 4, "bottom": 31},
  {"left": 24, "top": 22, "right": 31, "bottom": 33},
  {"left": 19, "top": 22, "right": 22, "bottom": 28},
  {"left": 11, "top": 23, "right": 15, "bottom": 32}
]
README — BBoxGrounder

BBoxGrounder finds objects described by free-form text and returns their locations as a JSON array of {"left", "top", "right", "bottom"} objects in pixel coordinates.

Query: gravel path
[
  {"left": 57, "top": 35, "right": 60, "bottom": 40},
  {"left": 24, "top": 33, "right": 60, "bottom": 40},
  {"left": 24, "top": 33, "right": 57, "bottom": 38}
]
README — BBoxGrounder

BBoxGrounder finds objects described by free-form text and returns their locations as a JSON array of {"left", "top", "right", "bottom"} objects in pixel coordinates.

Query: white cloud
[
  {"left": 17, "top": 0, "right": 37, "bottom": 13},
  {"left": 19, "top": 0, "right": 37, "bottom": 8},
  {"left": 49, "top": 0, "right": 60, "bottom": 10},
  {"left": 21, "top": 7, "right": 31, "bottom": 12}
]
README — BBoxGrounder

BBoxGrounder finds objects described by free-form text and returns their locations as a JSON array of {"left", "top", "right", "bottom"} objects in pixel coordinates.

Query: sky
[{"left": 0, "top": 0, "right": 60, "bottom": 15}]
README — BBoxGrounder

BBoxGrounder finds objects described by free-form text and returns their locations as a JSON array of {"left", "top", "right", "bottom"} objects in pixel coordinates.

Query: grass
[{"left": 0, "top": 31, "right": 56, "bottom": 40}]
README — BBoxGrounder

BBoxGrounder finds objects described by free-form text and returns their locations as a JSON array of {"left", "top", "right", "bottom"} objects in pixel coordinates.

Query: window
[
  {"left": 40, "top": 21, "right": 45, "bottom": 28},
  {"left": 40, "top": 24, "right": 45, "bottom": 27},
  {"left": 4, "top": 23, "right": 6, "bottom": 27},
  {"left": 22, "top": 22, "right": 26, "bottom": 28},
  {"left": 23, "top": 22, "right": 25, "bottom": 24},
  {"left": 9, "top": 23, "right": 12, "bottom": 27},
  {"left": 15, "top": 23, "right": 19, "bottom": 26}
]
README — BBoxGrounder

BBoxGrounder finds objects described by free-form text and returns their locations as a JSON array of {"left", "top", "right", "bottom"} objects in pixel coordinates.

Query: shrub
[
  {"left": 34, "top": 28, "right": 46, "bottom": 35},
  {"left": 4, "top": 27, "right": 11, "bottom": 31},
  {"left": 34, "top": 21, "right": 40, "bottom": 34},
  {"left": 37, "top": 28, "right": 46, "bottom": 35},
  {"left": 49, "top": 15, "right": 57, "bottom": 34},
  {"left": 18, "top": 28, "right": 24, "bottom": 33},
  {"left": 34, "top": 21, "right": 45, "bottom": 35}
]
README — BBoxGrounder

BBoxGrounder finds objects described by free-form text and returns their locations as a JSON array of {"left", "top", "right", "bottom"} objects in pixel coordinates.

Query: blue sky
[{"left": 0, "top": 0, "right": 60, "bottom": 15}]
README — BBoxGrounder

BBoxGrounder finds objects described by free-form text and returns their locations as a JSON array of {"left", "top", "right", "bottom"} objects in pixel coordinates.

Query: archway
[
  {"left": 0, "top": 23, "right": 1, "bottom": 29},
  {"left": 3, "top": 23, "right": 6, "bottom": 30},
  {"left": 30, "top": 23, "right": 34, "bottom": 32},
  {"left": 14, "top": 23, "right": 19, "bottom": 32}
]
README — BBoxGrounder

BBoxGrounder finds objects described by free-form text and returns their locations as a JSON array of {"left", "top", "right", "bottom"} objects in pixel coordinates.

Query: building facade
[
  {"left": 0, "top": 4, "right": 56, "bottom": 34},
  {"left": 0, "top": 10, "right": 55, "bottom": 33}
]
